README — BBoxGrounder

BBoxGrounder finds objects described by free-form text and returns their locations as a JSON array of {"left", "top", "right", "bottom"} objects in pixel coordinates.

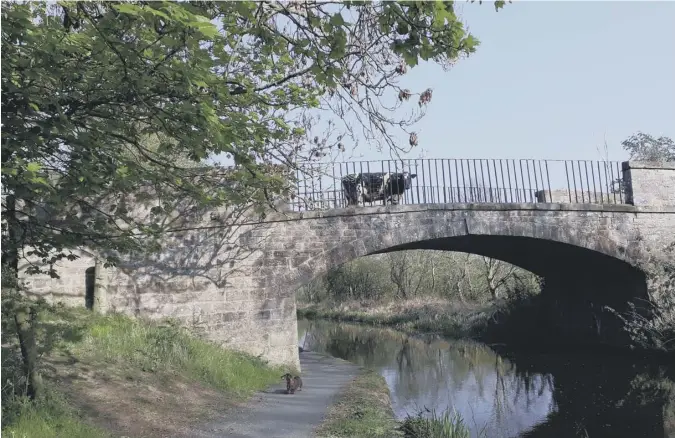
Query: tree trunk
[
  {"left": 5, "top": 194, "right": 44, "bottom": 400},
  {"left": 456, "top": 277, "right": 465, "bottom": 302},
  {"left": 14, "top": 305, "right": 43, "bottom": 400},
  {"left": 483, "top": 257, "right": 499, "bottom": 300}
]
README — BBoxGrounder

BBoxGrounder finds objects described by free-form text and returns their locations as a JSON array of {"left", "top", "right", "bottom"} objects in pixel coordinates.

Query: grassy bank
[
  {"left": 315, "top": 368, "right": 476, "bottom": 438},
  {"left": 298, "top": 298, "right": 496, "bottom": 340},
  {"left": 1, "top": 302, "right": 283, "bottom": 438},
  {"left": 315, "top": 369, "right": 401, "bottom": 438}
]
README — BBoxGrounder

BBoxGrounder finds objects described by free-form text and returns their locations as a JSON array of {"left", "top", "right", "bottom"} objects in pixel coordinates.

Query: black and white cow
[{"left": 341, "top": 172, "right": 417, "bottom": 206}]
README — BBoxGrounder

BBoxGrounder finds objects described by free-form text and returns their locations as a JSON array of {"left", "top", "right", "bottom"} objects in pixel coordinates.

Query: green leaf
[
  {"left": 192, "top": 22, "right": 219, "bottom": 38},
  {"left": 329, "top": 13, "right": 346, "bottom": 27},
  {"left": 193, "top": 79, "right": 208, "bottom": 88},
  {"left": 112, "top": 3, "right": 145, "bottom": 15},
  {"left": 146, "top": 6, "right": 171, "bottom": 20},
  {"left": 116, "top": 166, "right": 129, "bottom": 178},
  {"left": 26, "top": 162, "right": 42, "bottom": 173}
]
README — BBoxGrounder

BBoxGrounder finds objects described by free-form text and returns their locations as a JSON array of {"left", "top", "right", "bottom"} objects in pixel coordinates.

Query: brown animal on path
[
  {"left": 293, "top": 375, "right": 303, "bottom": 392},
  {"left": 281, "top": 373, "right": 303, "bottom": 394}
]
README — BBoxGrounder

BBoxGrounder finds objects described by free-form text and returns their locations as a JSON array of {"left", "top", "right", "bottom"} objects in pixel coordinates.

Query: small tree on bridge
[
  {"left": 621, "top": 132, "right": 675, "bottom": 162},
  {"left": 603, "top": 132, "right": 674, "bottom": 195}
]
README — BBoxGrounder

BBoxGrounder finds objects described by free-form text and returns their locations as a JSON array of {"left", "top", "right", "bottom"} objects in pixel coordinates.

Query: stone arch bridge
[{"left": 20, "top": 161, "right": 675, "bottom": 370}]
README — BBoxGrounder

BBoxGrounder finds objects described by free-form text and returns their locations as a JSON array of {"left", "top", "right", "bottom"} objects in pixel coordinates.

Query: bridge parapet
[
  {"left": 622, "top": 161, "right": 675, "bottom": 207},
  {"left": 291, "top": 158, "right": 629, "bottom": 211}
]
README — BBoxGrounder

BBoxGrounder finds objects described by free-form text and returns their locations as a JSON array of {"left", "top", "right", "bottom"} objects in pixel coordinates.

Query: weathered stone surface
[
  {"left": 17, "top": 161, "right": 675, "bottom": 370},
  {"left": 536, "top": 189, "right": 622, "bottom": 204},
  {"left": 623, "top": 161, "right": 675, "bottom": 207}
]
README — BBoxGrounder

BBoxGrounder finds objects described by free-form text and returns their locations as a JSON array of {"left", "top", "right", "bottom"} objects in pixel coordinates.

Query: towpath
[{"left": 192, "top": 351, "right": 358, "bottom": 438}]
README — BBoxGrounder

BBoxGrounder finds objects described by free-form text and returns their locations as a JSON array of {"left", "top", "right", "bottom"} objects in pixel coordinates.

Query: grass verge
[
  {"left": 1, "top": 302, "right": 284, "bottom": 438},
  {"left": 314, "top": 368, "right": 402, "bottom": 438},
  {"left": 1, "top": 389, "right": 112, "bottom": 438}
]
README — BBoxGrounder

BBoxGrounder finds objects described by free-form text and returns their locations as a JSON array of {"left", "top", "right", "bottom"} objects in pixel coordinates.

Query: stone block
[
  {"left": 225, "top": 288, "right": 250, "bottom": 302},
  {"left": 222, "top": 311, "right": 247, "bottom": 322}
]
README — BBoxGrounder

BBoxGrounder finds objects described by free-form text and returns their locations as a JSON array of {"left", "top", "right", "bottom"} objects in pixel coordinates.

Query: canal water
[{"left": 298, "top": 319, "right": 675, "bottom": 438}]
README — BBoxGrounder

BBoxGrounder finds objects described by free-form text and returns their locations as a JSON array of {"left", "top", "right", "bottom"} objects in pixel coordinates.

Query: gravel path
[{"left": 192, "top": 351, "right": 358, "bottom": 438}]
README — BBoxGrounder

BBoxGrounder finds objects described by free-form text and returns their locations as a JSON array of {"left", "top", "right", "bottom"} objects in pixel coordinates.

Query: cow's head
[{"left": 402, "top": 172, "right": 417, "bottom": 189}]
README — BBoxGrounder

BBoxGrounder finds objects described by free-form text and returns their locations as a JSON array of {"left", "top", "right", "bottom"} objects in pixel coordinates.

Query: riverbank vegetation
[
  {"left": 1, "top": 298, "right": 283, "bottom": 438},
  {"left": 399, "top": 409, "right": 475, "bottom": 438},
  {"left": 297, "top": 250, "right": 540, "bottom": 340},
  {"left": 299, "top": 298, "right": 495, "bottom": 339},
  {"left": 299, "top": 251, "right": 540, "bottom": 305},
  {"left": 611, "top": 242, "right": 675, "bottom": 353}
]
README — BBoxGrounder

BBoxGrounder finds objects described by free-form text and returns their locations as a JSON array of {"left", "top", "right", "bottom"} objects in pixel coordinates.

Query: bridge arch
[{"left": 270, "top": 204, "right": 646, "bottom": 297}]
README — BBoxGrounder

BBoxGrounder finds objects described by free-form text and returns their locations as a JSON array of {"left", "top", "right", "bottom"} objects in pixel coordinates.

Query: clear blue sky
[{"left": 341, "top": 1, "right": 675, "bottom": 162}]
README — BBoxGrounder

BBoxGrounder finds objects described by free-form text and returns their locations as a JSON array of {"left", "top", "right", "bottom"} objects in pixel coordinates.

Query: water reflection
[{"left": 298, "top": 319, "right": 675, "bottom": 438}]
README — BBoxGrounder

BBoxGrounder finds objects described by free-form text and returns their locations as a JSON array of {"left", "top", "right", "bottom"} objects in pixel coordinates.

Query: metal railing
[{"left": 288, "top": 159, "right": 627, "bottom": 211}]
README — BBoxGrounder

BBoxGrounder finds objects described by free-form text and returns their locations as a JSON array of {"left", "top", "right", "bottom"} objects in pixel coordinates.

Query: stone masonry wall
[
  {"left": 535, "top": 189, "right": 620, "bottom": 204},
  {"left": 623, "top": 161, "right": 675, "bottom": 207},
  {"left": 19, "top": 250, "right": 96, "bottom": 307}
]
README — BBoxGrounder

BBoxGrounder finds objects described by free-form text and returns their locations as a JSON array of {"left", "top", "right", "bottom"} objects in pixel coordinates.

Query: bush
[{"left": 607, "top": 243, "right": 675, "bottom": 352}]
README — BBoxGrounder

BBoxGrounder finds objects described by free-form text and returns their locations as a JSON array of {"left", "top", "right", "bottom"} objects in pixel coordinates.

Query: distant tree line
[{"left": 297, "top": 251, "right": 541, "bottom": 304}]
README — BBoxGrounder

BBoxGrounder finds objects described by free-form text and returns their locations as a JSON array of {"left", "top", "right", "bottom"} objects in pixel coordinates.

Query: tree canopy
[
  {"left": 621, "top": 132, "right": 674, "bottom": 162},
  {"left": 2, "top": 0, "right": 506, "bottom": 276}
]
